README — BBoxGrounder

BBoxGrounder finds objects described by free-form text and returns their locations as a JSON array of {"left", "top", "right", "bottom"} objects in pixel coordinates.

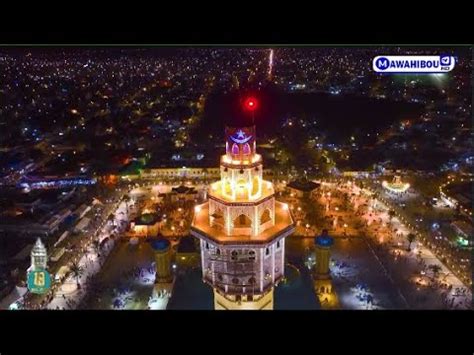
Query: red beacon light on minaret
[{"left": 244, "top": 97, "right": 258, "bottom": 112}]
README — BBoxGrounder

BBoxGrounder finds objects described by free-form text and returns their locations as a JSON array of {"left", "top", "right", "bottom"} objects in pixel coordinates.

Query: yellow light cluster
[
  {"left": 382, "top": 180, "right": 410, "bottom": 193},
  {"left": 221, "top": 154, "right": 261, "bottom": 165}
]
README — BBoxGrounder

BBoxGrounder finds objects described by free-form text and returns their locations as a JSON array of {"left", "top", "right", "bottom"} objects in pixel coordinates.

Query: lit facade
[
  {"left": 191, "top": 124, "right": 295, "bottom": 310},
  {"left": 382, "top": 175, "right": 410, "bottom": 193},
  {"left": 29, "top": 238, "right": 47, "bottom": 271},
  {"left": 129, "top": 213, "right": 162, "bottom": 237}
]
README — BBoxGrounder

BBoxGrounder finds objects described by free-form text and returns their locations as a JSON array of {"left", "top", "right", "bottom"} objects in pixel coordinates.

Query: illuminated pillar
[
  {"left": 214, "top": 289, "right": 273, "bottom": 310},
  {"left": 151, "top": 238, "right": 172, "bottom": 283},
  {"left": 314, "top": 229, "right": 334, "bottom": 279},
  {"left": 313, "top": 230, "right": 340, "bottom": 308}
]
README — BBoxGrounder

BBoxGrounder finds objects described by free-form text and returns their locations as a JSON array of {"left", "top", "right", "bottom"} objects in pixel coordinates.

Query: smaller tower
[
  {"left": 149, "top": 238, "right": 174, "bottom": 309},
  {"left": 27, "top": 238, "right": 52, "bottom": 294},
  {"left": 151, "top": 238, "right": 172, "bottom": 283},
  {"left": 314, "top": 229, "right": 334, "bottom": 279},
  {"left": 313, "top": 229, "right": 339, "bottom": 309},
  {"left": 30, "top": 238, "right": 47, "bottom": 271}
]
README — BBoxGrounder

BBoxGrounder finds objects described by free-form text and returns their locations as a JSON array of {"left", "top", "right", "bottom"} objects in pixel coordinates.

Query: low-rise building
[
  {"left": 175, "top": 236, "right": 200, "bottom": 269},
  {"left": 451, "top": 220, "right": 473, "bottom": 248},
  {"left": 286, "top": 179, "right": 320, "bottom": 199},
  {"left": 129, "top": 213, "right": 163, "bottom": 237}
]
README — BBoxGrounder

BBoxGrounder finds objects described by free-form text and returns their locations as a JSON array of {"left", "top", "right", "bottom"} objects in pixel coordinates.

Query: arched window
[
  {"left": 260, "top": 209, "right": 271, "bottom": 225},
  {"left": 234, "top": 214, "right": 252, "bottom": 228},
  {"left": 248, "top": 250, "right": 256, "bottom": 261},
  {"left": 242, "top": 143, "right": 251, "bottom": 155},
  {"left": 231, "top": 143, "right": 239, "bottom": 155}
]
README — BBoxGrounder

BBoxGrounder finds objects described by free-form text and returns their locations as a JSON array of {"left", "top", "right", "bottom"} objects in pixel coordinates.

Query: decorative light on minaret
[
  {"left": 244, "top": 97, "right": 258, "bottom": 112},
  {"left": 191, "top": 98, "right": 295, "bottom": 310}
]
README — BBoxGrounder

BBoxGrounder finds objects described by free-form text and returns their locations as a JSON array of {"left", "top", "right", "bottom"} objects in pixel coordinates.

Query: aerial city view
[{"left": 0, "top": 46, "right": 472, "bottom": 310}]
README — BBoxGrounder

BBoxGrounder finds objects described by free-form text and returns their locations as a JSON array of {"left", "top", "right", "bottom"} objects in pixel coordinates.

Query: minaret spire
[{"left": 191, "top": 97, "right": 295, "bottom": 310}]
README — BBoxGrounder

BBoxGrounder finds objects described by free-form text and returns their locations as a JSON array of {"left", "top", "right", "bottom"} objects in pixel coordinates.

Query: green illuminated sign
[
  {"left": 27, "top": 269, "right": 51, "bottom": 294},
  {"left": 457, "top": 237, "right": 469, "bottom": 247}
]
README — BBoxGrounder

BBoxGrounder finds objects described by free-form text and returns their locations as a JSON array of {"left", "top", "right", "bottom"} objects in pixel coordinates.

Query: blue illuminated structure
[
  {"left": 314, "top": 229, "right": 334, "bottom": 248},
  {"left": 151, "top": 238, "right": 170, "bottom": 251},
  {"left": 313, "top": 229, "right": 334, "bottom": 281}
]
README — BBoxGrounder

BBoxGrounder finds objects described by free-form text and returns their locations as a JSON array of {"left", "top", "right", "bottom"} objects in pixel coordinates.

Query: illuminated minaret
[
  {"left": 191, "top": 97, "right": 295, "bottom": 310},
  {"left": 150, "top": 238, "right": 174, "bottom": 308},
  {"left": 151, "top": 238, "right": 172, "bottom": 283},
  {"left": 30, "top": 238, "right": 47, "bottom": 271},
  {"left": 314, "top": 229, "right": 334, "bottom": 279},
  {"left": 313, "top": 229, "right": 339, "bottom": 308}
]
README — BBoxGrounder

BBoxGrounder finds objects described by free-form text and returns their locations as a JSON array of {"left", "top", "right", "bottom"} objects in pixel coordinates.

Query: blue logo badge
[
  {"left": 440, "top": 55, "right": 451, "bottom": 66},
  {"left": 375, "top": 57, "right": 390, "bottom": 70}
]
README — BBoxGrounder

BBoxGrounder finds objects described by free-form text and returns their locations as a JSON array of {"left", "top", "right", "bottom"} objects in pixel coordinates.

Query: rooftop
[
  {"left": 445, "top": 181, "right": 472, "bottom": 206},
  {"left": 287, "top": 179, "right": 320, "bottom": 192},
  {"left": 191, "top": 201, "right": 294, "bottom": 245},
  {"left": 172, "top": 185, "right": 196, "bottom": 194},
  {"left": 177, "top": 236, "right": 198, "bottom": 253},
  {"left": 134, "top": 213, "right": 162, "bottom": 226}
]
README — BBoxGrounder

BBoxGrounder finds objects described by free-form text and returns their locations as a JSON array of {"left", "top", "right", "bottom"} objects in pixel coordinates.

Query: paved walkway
[
  {"left": 46, "top": 199, "right": 130, "bottom": 310},
  {"left": 47, "top": 240, "right": 114, "bottom": 309},
  {"left": 356, "top": 187, "right": 471, "bottom": 309}
]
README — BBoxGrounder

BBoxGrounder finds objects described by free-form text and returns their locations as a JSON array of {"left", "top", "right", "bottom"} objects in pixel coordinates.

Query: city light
[{"left": 0, "top": 45, "right": 471, "bottom": 313}]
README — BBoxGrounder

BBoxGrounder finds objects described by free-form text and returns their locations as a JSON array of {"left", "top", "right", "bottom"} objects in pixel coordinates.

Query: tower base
[
  {"left": 154, "top": 280, "right": 174, "bottom": 297},
  {"left": 313, "top": 272, "right": 331, "bottom": 280},
  {"left": 314, "top": 278, "right": 340, "bottom": 309},
  {"left": 214, "top": 289, "right": 273, "bottom": 310}
]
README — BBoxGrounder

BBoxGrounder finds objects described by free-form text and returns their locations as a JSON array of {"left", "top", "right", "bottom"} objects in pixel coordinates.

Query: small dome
[
  {"left": 151, "top": 238, "right": 170, "bottom": 251},
  {"left": 314, "top": 229, "right": 334, "bottom": 247}
]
